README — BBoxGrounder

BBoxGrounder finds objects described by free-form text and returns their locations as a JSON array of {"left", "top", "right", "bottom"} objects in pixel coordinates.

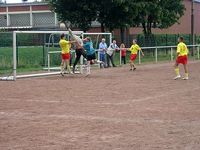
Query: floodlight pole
[
  {"left": 13, "top": 31, "right": 17, "bottom": 81},
  {"left": 191, "top": 0, "right": 195, "bottom": 55}
]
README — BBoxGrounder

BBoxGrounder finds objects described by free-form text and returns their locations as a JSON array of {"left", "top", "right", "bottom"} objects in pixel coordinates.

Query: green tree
[
  {"left": 133, "top": 0, "right": 185, "bottom": 35},
  {"left": 94, "top": 0, "right": 138, "bottom": 43},
  {"left": 49, "top": 0, "right": 97, "bottom": 32},
  {"left": 49, "top": 0, "right": 185, "bottom": 43},
  {"left": 49, "top": 0, "right": 137, "bottom": 34},
  {"left": 96, "top": 0, "right": 135, "bottom": 32}
]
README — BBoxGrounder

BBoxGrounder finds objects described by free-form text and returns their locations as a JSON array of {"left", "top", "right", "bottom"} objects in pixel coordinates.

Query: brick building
[{"left": 0, "top": 2, "right": 57, "bottom": 29}]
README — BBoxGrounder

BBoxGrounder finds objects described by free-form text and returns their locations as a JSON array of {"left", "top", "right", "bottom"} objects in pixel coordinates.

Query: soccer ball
[{"left": 60, "top": 23, "right": 66, "bottom": 29}]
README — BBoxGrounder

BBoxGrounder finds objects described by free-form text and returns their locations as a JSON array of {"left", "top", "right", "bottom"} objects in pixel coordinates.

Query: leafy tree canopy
[{"left": 49, "top": 0, "right": 185, "bottom": 35}]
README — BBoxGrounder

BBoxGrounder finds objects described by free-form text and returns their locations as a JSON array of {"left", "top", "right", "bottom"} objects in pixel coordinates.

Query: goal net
[
  {"left": 0, "top": 32, "right": 13, "bottom": 80},
  {"left": 0, "top": 30, "right": 83, "bottom": 81}
]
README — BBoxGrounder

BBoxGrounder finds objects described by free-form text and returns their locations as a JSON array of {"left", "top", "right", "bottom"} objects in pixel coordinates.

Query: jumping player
[
  {"left": 174, "top": 37, "right": 189, "bottom": 80},
  {"left": 72, "top": 38, "right": 87, "bottom": 73},
  {"left": 129, "top": 40, "right": 144, "bottom": 71},
  {"left": 59, "top": 33, "right": 75, "bottom": 76},
  {"left": 83, "top": 37, "right": 103, "bottom": 76}
]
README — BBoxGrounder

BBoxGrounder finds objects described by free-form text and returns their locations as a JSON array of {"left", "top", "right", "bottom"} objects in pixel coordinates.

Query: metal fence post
[
  {"left": 98, "top": 51, "right": 101, "bottom": 68},
  {"left": 170, "top": 47, "right": 173, "bottom": 61},
  {"left": 119, "top": 49, "right": 122, "bottom": 66},
  {"left": 80, "top": 55, "right": 83, "bottom": 74},
  {"left": 13, "top": 31, "right": 17, "bottom": 81},
  {"left": 155, "top": 48, "right": 158, "bottom": 63},
  {"left": 138, "top": 50, "right": 141, "bottom": 64},
  {"left": 48, "top": 52, "right": 50, "bottom": 72}
]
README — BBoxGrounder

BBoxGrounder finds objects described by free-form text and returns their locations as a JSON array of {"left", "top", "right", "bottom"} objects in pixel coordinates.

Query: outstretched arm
[
  {"left": 140, "top": 49, "right": 144, "bottom": 56},
  {"left": 69, "top": 41, "right": 76, "bottom": 44}
]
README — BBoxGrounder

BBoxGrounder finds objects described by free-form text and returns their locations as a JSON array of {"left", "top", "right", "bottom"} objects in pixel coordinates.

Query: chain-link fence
[
  {"left": 0, "top": 12, "right": 56, "bottom": 28},
  {"left": 133, "top": 34, "right": 200, "bottom": 47},
  {"left": 33, "top": 12, "right": 56, "bottom": 27},
  {"left": 0, "top": 14, "right": 7, "bottom": 27}
]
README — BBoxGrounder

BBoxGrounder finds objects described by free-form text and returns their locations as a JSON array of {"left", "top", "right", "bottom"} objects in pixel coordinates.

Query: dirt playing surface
[{"left": 0, "top": 61, "right": 200, "bottom": 150}]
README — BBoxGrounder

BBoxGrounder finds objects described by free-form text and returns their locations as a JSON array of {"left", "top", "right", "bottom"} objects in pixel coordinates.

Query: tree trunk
[
  {"left": 147, "top": 22, "right": 152, "bottom": 35},
  {"left": 142, "top": 22, "right": 147, "bottom": 35},
  {"left": 120, "top": 27, "right": 125, "bottom": 43}
]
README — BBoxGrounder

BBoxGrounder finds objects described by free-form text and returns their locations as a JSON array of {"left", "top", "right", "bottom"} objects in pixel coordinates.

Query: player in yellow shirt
[
  {"left": 59, "top": 33, "right": 75, "bottom": 76},
  {"left": 129, "top": 40, "right": 144, "bottom": 71},
  {"left": 174, "top": 37, "right": 189, "bottom": 80}
]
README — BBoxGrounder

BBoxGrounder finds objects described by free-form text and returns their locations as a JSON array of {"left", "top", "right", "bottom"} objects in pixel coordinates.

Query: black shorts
[
  {"left": 87, "top": 53, "right": 96, "bottom": 61},
  {"left": 76, "top": 48, "right": 86, "bottom": 56}
]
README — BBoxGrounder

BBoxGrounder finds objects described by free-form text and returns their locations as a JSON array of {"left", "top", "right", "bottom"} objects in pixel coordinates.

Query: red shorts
[
  {"left": 176, "top": 55, "right": 188, "bottom": 65},
  {"left": 130, "top": 54, "right": 137, "bottom": 61},
  {"left": 62, "top": 53, "right": 70, "bottom": 60}
]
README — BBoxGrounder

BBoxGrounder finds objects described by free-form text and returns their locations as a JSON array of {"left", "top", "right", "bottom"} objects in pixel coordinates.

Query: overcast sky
[{"left": 3, "top": 0, "right": 41, "bottom": 3}]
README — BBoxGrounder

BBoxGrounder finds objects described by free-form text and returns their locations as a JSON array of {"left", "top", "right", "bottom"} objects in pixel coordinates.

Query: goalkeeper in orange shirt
[
  {"left": 129, "top": 40, "right": 144, "bottom": 71},
  {"left": 174, "top": 37, "right": 189, "bottom": 80}
]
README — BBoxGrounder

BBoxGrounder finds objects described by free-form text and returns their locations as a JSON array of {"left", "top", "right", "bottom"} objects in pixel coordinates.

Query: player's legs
[
  {"left": 182, "top": 56, "right": 189, "bottom": 80},
  {"left": 130, "top": 54, "right": 137, "bottom": 71},
  {"left": 182, "top": 64, "right": 189, "bottom": 80},
  {"left": 70, "top": 54, "right": 72, "bottom": 66},
  {"left": 100, "top": 53, "right": 105, "bottom": 68},
  {"left": 66, "top": 59, "right": 73, "bottom": 74},
  {"left": 61, "top": 60, "right": 64, "bottom": 67},
  {"left": 93, "top": 53, "right": 103, "bottom": 64},
  {"left": 129, "top": 60, "right": 134, "bottom": 70},
  {"left": 122, "top": 56, "right": 126, "bottom": 64},
  {"left": 86, "top": 61, "right": 91, "bottom": 76},
  {"left": 61, "top": 53, "right": 67, "bottom": 76},
  {"left": 106, "top": 54, "right": 111, "bottom": 67},
  {"left": 173, "top": 62, "right": 181, "bottom": 80},
  {"left": 132, "top": 62, "right": 136, "bottom": 70},
  {"left": 73, "top": 50, "right": 81, "bottom": 73},
  {"left": 60, "top": 59, "right": 65, "bottom": 76},
  {"left": 80, "top": 49, "right": 87, "bottom": 59},
  {"left": 110, "top": 55, "right": 116, "bottom": 67},
  {"left": 85, "top": 53, "right": 97, "bottom": 76}
]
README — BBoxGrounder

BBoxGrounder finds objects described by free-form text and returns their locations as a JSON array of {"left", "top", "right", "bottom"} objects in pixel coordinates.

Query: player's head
[
  {"left": 112, "top": 40, "right": 116, "bottom": 44},
  {"left": 178, "top": 37, "right": 184, "bottom": 42},
  {"left": 102, "top": 38, "right": 106, "bottom": 43},
  {"left": 120, "top": 43, "right": 125, "bottom": 48},
  {"left": 86, "top": 37, "right": 91, "bottom": 41},
  {"left": 133, "top": 39, "right": 137, "bottom": 44},
  {"left": 60, "top": 33, "right": 65, "bottom": 39}
]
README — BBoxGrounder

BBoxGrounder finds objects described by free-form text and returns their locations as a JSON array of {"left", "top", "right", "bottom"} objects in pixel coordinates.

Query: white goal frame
[
  {"left": 0, "top": 31, "right": 112, "bottom": 81},
  {"left": 0, "top": 30, "right": 84, "bottom": 81}
]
